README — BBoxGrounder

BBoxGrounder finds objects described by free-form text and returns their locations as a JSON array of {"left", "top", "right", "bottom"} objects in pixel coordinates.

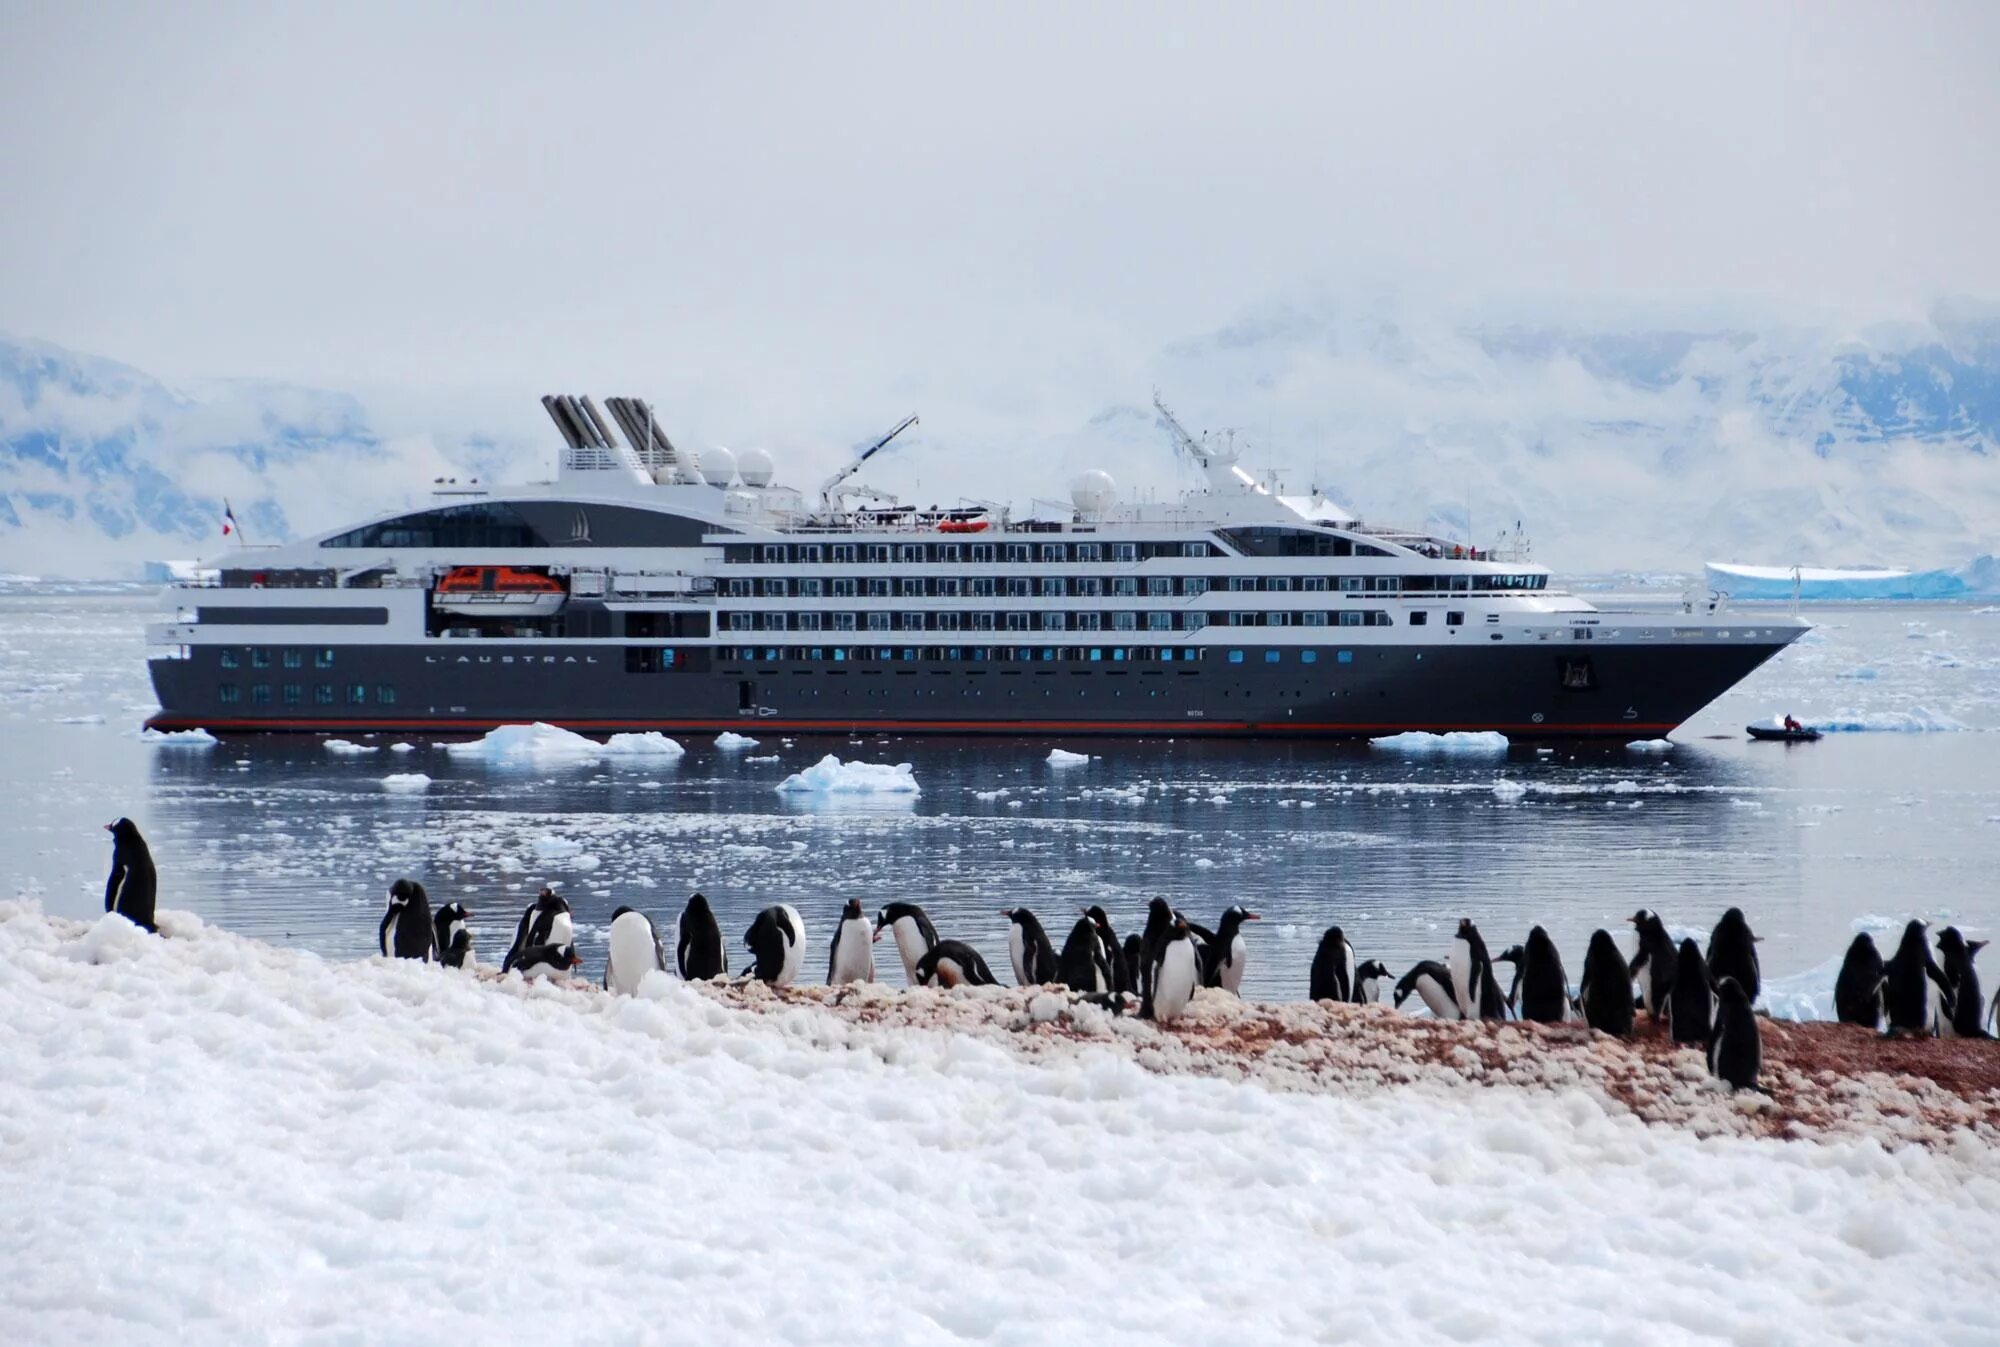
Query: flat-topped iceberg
[
  {"left": 1370, "top": 731, "right": 1509, "bottom": 754},
  {"left": 379, "top": 773, "right": 431, "bottom": 792},
  {"left": 139, "top": 727, "right": 217, "bottom": 747},
  {"left": 442, "top": 722, "right": 681, "bottom": 764},
  {"left": 775, "top": 754, "right": 920, "bottom": 796},
  {"left": 1705, "top": 558, "right": 1998, "bottom": 601},
  {"left": 1047, "top": 748, "right": 1091, "bottom": 765},
  {"left": 600, "top": 732, "right": 686, "bottom": 757},
  {"left": 323, "top": 739, "right": 378, "bottom": 756}
]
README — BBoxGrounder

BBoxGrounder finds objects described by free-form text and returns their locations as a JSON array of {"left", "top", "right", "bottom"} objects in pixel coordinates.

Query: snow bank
[
  {"left": 379, "top": 773, "right": 431, "bottom": 792},
  {"left": 1626, "top": 739, "right": 1674, "bottom": 752},
  {"left": 600, "top": 732, "right": 686, "bottom": 758},
  {"left": 323, "top": 739, "right": 378, "bottom": 756},
  {"left": 715, "top": 731, "right": 760, "bottom": 750},
  {"left": 138, "top": 727, "right": 216, "bottom": 747},
  {"left": 1047, "top": 748, "right": 1091, "bottom": 765},
  {"left": 775, "top": 754, "right": 920, "bottom": 796},
  {"left": 4, "top": 902, "right": 1998, "bottom": 1345},
  {"left": 1370, "top": 730, "right": 1509, "bottom": 754}
]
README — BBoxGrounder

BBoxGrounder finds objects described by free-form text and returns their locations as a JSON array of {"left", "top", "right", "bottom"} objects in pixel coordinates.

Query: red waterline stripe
[{"left": 144, "top": 714, "right": 1679, "bottom": 735}]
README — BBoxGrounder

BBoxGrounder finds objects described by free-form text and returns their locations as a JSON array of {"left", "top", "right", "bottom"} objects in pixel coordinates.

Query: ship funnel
[{"left": 541, "top": 395, "right": 586, "bottom": 450}]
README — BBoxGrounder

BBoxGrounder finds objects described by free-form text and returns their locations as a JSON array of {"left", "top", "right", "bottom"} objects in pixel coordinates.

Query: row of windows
[
  {"left": 218, "top": 647, "right": 338, "bottom": 669},
  {"left": 721, "top": 574, "right": 1545, "bottom": 596},
  {"left": 217, "top": 683, "right": 397, "bottom": 706},
  {"left": 720, "top": 608, "right": 1414, "bottom": 634},
  {"left": 713, "top": 645, "right": 1365, "bottom": 665},
  {"left": 726, "top": 541, "right": 1211, "bottom": 565}
]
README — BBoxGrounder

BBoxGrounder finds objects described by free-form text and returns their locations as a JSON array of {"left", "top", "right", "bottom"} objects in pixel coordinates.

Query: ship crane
[
  {"left": 819, "top": 414, "right": 919, "bottom": 512},
  {"left": 1153, "top": 390, "right": 1267, "bottom": 496}
]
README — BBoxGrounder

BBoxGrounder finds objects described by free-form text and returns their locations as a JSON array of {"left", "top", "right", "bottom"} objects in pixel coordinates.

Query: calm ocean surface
[{"left": 6, "top": 584, "right": 1997, "bottom": 1001}]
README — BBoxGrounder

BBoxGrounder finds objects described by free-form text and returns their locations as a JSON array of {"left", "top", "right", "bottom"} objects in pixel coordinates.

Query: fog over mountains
[{"left": 3, "top": 296, "right": 1996, "bottom": 579}]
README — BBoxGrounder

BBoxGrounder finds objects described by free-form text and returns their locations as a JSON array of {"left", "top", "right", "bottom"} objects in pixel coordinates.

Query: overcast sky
[{"left": 4, "top": 0, "right": 1997, "bottom": 429}]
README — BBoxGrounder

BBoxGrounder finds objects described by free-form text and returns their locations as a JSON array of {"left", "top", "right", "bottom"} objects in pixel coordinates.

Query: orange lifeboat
[
  {"left": 433, "top": 566, "right": 568, "bottom": 617},
  {"left": 937, "top": 518, "right": 990, "bottom": 534}
]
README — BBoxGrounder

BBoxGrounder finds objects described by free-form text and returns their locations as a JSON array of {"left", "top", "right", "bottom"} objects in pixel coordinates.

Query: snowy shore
[{"left": 5, "top": 902, "right": 2000, "bottom": 1344}]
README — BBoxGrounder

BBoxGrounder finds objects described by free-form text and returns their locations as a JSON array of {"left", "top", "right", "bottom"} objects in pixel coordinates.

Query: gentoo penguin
[
  {"left": 1666, "top": 938, "right": 1714, "bottom": 1047},
  {"left": 1085, "top": 906, "right": 1131, "bottom": 995},
  {"left": 873, "top": 901, "right": 940, "bottom": 985},
  {"left": 827, "top": 898, "right": 876, "bottom": 986},
  {"left": 1707, "top": 977, "right": 1761, "bottom": 1092},
  {"left": 378, "top": 879, "right": 435, "bottom": 960},
  {"left": 1578, "top": 929, "right": 1635, "bottom": 1036},
  {"left": 1393, "top": 961, "right": 1460, "bottom": 1019},
  {"left": 1353, "top": 960, "right": 1391, "bottom": 1005},
  {"left": 1309, "top": 927, "right": 1356, "bottom": 1003},
  {"left": 102, "top": 818, "right": 158, "bottom": 933},
  {"left": 676, "top": 892, "right": 727, "bottom": 980},
  {"left": 1147, "top": 917, "right": 1202, "bottom": 1023},
  {"left": 1057, "top": 916, "right": 1111, "bottom": 993},
  {"left": 603, "top": 906, "right": 666, "bottom": 995},
  {"left": 1121, "top": 933, "right": 1143, "bottom": 986},
  {"left": 914, "top": 938, "right": 999, "bottom": 989},
  {"left": 1627, "top": 909, "right": 1678, "bottom": 1022},
  {"left": 432, "top": 901, "right": 472, "bottom": 969},
  {"left": 1935, "top": 927, "right": 1990, "bottom": 1039},
  {"left": 1204, "top": 905, "right": 1261, "bottom": 994},
  {"left": 1883, "top": 919, "right": 1949, "bottom": 1037},
  {"left": 1002, "top": 907, "right": 1059, "bottom": 986},
  {"left": 1494, "top": 945, "right": 1525, "bottom": 1014},
  {"left": 1517, "top": 926, "right": 1571, "bottom": 1024},
  {"left": 1136, "top": 898, "right": 1176, "bottom": 1016},
  {"left": 1449, "top": 918, "right": 1505, "bottom": 1020},
  {"left": 1706, "top": 907, "right": 1761, "bottom": 1005},
  {"left": 1833, "top": 932, "right": 1886, "bottom": 1029},
  {"left": 745, "top": 904, "right": 805, "bottom": 986},
  {"left": 503, "top": 887, "right": 580, "bottom": 977}
]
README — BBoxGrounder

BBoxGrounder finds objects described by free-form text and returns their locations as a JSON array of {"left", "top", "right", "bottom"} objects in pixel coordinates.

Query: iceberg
[
  {"left": 442, "top": 722, "right": 608, "bottom": 764},
  {"left": 1369, "top": 731, "right": 1509, "bottom": 754},
  {"left": 714, "top": 731, "right": 760, "bottom": 750},
  {"left": 379, "top": 773, "right": 431, "bottom": 792},
  {"left": 139, "top": 727, "right": 217, "bottom": 747},
  {"left": 775, "top": 754, "right": 920, "bottom": 796},
  {"left": 1047, "top": 748, "right": 1091, "bottom": 766},
  {"left": 323, "top": 739, "right": 379, "bottom": 756},
  {"left": 600, "top": 732, "right": 685, "bottom": 758},
  {"left": 1625, "top": 739, "right": 1674, "bottom": 752},
  {"left": 1705, "top": 558, "right": 1998, "bottom": 602}
]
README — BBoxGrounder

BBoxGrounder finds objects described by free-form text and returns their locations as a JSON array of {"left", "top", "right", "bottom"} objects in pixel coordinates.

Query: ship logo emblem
[{"left": 568, "top": 509, "right": 592, "bottom": 543}]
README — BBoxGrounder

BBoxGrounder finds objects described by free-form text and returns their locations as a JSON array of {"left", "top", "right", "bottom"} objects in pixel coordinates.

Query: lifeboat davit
[{"left": 432, "top": 566, "right": 569, "bottom": 618}]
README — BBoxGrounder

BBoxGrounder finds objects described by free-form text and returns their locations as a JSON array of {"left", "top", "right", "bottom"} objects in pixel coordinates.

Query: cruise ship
[{"left": 144, "top": 394, "right": 1805, "bottom": 737}]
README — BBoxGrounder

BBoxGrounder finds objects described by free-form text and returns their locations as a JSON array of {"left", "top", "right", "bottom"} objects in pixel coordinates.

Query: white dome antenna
[
  {"left": 1070, "top": 469, "right": 1116, "bottom": 516},
  {"left": 699, "top": 445, "right": 739, "bottom": 487},
  {"left": 737, "top": 447, "right": 775, "bottom": 488}
]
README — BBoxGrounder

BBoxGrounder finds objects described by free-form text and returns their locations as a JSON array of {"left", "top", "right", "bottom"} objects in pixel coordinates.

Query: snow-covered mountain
[{"left": 3, "top": 298, "right": 1996, "bottom": 578}]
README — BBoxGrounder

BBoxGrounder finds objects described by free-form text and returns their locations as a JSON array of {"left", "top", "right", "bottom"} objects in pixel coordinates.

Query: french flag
[{"left": 221, "top": 501, "right": 238, "bottom": 538}]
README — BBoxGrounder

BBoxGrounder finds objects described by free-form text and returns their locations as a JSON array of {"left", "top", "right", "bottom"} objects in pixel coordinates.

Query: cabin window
[
  {"left": 799, "top": 579, "right": 823, "bottom": 598},
  {"left": 1043, "top": 612, "right": 1068, "bottom": 631},
  {"left": 1338, "top": 650, "right": 1354, "bottom": 663},
  {"left": 1113, "top": 612, "right": 1137, "bottom": 631},
  {"left": 760, "top": 613, "right": 787, "bottom": 631},
  {"left": 1446, "top": 612, "right": 1465, "bottom": 626},
  {"left": 798, "top": 613, "right": 823, "bottom": 631},
  {"left": 1266, "top": 612, "right": 1292, "bottom": 627},
  {"left": 1041, "top": 578, "right": 1065, "bottom": 597},
  {"left": 1264, "top": 577, "right": 1292, "bottom": 592},
  {"left": 831, "top": 545, "right": 856, "bottom": 563},
  {"left": 1006, "top": 613, "right": 1031, "bottom": 631},
  {"left": 1007, "top": 578, "right": 1032, "bottom": 597},
  {"left": 1040, "top": 544, "right": 1066, "bottom": 562},
  {"left": 1264, "top": 649, "right": 1281, "bottom": 663},
  {"left": 1114, "top": 543, "right": 1138, "bottom": 562},
  {"left": 315, "top": 685, "right": 334, "bottom": 704},
  {"left": 1006, "top": 544, "right": 1031, "bottom": 562},
  {"left": 867, "top": 613, "right": 890, "bottom": 631},
  {"left": 1182, "top": 577, "right": 1208, "bottom": 596},
  {"left": 1304, "top": 612, "right": 1329, "bottom": 627},
  {"left": 219, "top": 683, "right": 240, "bottom": 703},
  {"left": 315, "top": 649, "right": 335, "bottom": 668},
  {"left": 899, "top": 578, "right": 924, "bottom": 596},
  {"left": 282, "top": 684, "right": 302, "bottom": 705},
  {"left": 282, "top": 648, "right": 303, "bottom": 668},
  {"left": 377, "top": 685, "right": 397, "bottom": 704},
  {"left": 1147, "top": 612, "right": 1172, "bottom": 631},
  {"left": 762, "top": 545, "right": 786, "bottom": 563},
  {"left": 220, "top": 650, "right": 239, "bottom": 668},
  {"left": 346, "top": 684, "right": 366, "bottom": 704},
  {"left": 250, "top": 648, "right": 271, "bottom": 668},
  {"left": 250, "top": 684, "right": 271, "bottom": 705},
  {"left": 899, "top": 545, "right": 924, "bottom": 563},
  {"left": 1303, "top": 576, "right": 1331, "bottom": 592},
  {"left": 1410, "top": 610, "right": 1429, "bottom": 626},
  {"left": 868, "top": 579, "right": 892, "bottom": 597},
  {"left": 1179, "top": 612, "right": 1206, "bottom": 631},
  {"left": 1076, "top": 577, "right": 1101, "bottom": 597},
  {"left": 1301, "top": 650, "right": 1318, "bottom": 664},
  {"left": 1113, "top": 578, "right": 1139, "bottom": 597},
  {"left": 866, "top": 545, "right": 891, "bottom": 564},
  {"left": 970, "top": 544, "right": 995, "bottom": 562},
  {"left": 1228, "top": 649, "right": 1245, "bottom": 663},
  {"left": 1075, "top": 543, "right": 1102, "bottom": 561},
  {"left": 833, "top": 614, "right": 857, "bottom": 632},
  {"left": 1183, "top": 542, "right": 1210, "bottom": 557},
  {"left": 1076, "top": 612, "right": 1102, "bottom": 631},
  {"left": 763, "top": 579, "right": 789, "bottom": 597},
  {"left": 1147, "top": 577, "right": 1172, "bottom": 596}
]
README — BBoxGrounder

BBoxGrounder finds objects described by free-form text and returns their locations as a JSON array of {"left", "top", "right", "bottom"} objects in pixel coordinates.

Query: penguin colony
[{"left": 101, "top": 820, "right": 1998, "bottom": 1095}]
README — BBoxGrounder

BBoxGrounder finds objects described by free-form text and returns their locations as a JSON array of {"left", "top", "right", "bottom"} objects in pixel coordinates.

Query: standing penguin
[
  {"left": 913, "top": 939, "right": 999, "bottom": 989},
  {"left": 1120, "top": 933, "right": 1144, "bottom": 987},
  {"left": 1666, "top": 938, "right": 1714, "bottom": 1048},
  {"left": 1085, "top": 906, "right": 1131, "bottom": 995},
  {"left": 1205, "top": 905, "right": 1261, "bottom": 994},
  {"left": 1935, "top": 927, "right": 1990, "bottom": 1039},
  {"left": 1309, "top": 927, "right": 1356, "bottom": 1003},
  {"left": 1627, "top": 909, "right": 1678, "bottom": 1022},
  {"left": 1393, "top": 961, "right": 1461, "bottom": 1019},
  {"left": 1057, "top": 916, "right": 1112, "bottom": 993},
  {"left": 1494, "top": 945, "right": 1526, "bottom": 1013},
  {"left": 826, "top": 898, "right": 876, "bottom": 986},
  {"left": 1449, "top": 918, "right": 1505, "bottom": 1020},
  {"left": 604, "top": 906, "right": 666, "bottom": 995},
  {"left": 1146, "top": 917, "right": 1202, "bottom": 1023},
  {"left": 1136, "top": 897, "right": 1176, "bottom": 1015},
  {"left": 1353, "top": 960, "right": 1391, "bottom": 1005},
  {"left": 872, "top": 902, "right": 940, "bottom": 985},
  {"left": 432, "top": 901, "right": 472, "bottom": 969},
  {"left": 503, "top": 888, "right": 580, "bottom": 977},
  {"left": 102, "top": 818, "right": 158, "bottom": 934},
  {"left": 1706, "top": 907, "right": 1761, "bottom": 1005},
  {"left": 1707, "top": 977, "right": 1762, "bottom": 1092},
  {"left": 1883, "top": 919, "right": 1950, "bottom": 1037},
  {"left": 745, "top": 904, "right": 805, "bottom": 986},
  {"left": 1833, "top": 932, "right": 1886, "bottom": 1029},
  {"left": 1002, "top": 908, "right": 1059, "bottom": 986},
  {"left": 378, "top": 879, "right": 436, "bottom": 961},
  {"left": 1516, "top": 926, "right": 1571, "bottom": 1024},
  {"left": 676, "top": 892, "right": 727, "bottom": 980},
  {"left": 1578, "top": 930, "right": 1635, "bottom": 1036}
]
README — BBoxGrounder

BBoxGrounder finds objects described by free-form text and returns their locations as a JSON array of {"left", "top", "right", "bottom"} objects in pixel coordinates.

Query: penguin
[
  {"left": 1883, "top": 919, "right": 1950, "bottom": 1037},
  {"left": 1146, "top": 916, "right": 1202, "bottom": 1023},
  {"left": 1136, "top": 898, "right": 1176, "bottom": 1016},
  {"left": 1449, "top": 918, "right": 1505, "bottom": 1020},
  {"left": 745, "top": 904, "right": 805, "bottom": 986},
  {"left": 102, "top": 818, "right": 158, "bottom": 934},
  {"left": 377, "top": 879, "right": 435, "bottom": 961},
  {"left": 826, "top": 898, "right": 876, "bottom": 986},
  {"left": 873, "top": 901, "right": 940, "bottom": 985},
  {"left": 1057, "top": 916, "right": 1111, "bottom": 994},
  {"left": 432, "top": 901, "right": 472, "bottom": 969},
  {"left": 1578, "top": 929, "right": 1635, "bottom": 1036},
  {"left": 1706, "top": 907, "right": 1761, "bottom": 1005},
  {"left": 1935, "top": 927, "right": 1990, "bottom": 1039},
  {"left": 503, "top": 887, "right": 580, "bottom": 977},
  {"left": 1121, "top": 933, "right": 1143, "bottom": 986},
  {"left": 1666, "top": 937, "right": 1714, "bottom": 1048},
  {"left": 913, "top": 938, "right": 1000, "bottom": 989},
  {"left": 1707, "top": 976, "right": 1761, "bottom": 1092},
  {"left": 1833, "top": 932, "right": 1886, "bottom": 1029},
  {"left": 1494, "top": 945, "right": 1525, "bottom": 1014},
  {"left": 1001, "top": 907, "right": 1059, "bottom": 986},
  {"left": 1205, "top": 905, "right": 1261, "bottom": 994},
  {"left": 1516, "top": 926, "right": 1571, "bottom": 1024},
  {"left": 603, "top": 906, "right": 666, "bottom": 995},
  {"left": 1309, "top": 927, "right": 1356, "bottom": 1003},
  {"left": 1353, "top": 960, "right": 1391, "bottom": 1005},
  {"left": 1393, "top": 961, "right": 1460, "bottom": 1019},
  {"left": 676, "top": 892, "right": 727, "bottom": 980},
  {"left": 1085, "top": 906, "right": 1131, "bottom": 995},
  {"left": 1627, "top": 909, "right": 1678, "bottom": 1022}
]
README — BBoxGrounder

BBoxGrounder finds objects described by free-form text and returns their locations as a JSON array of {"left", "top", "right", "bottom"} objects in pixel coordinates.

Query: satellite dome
[
  {"left": 1070, "top": 469, "right": 1116, "bottom": 515},
  {"left": 699, "top": 446, "right": 738, "bottom": 487},
  {"left": 737, "top": 446, "right": 775, "bottom": 488}
]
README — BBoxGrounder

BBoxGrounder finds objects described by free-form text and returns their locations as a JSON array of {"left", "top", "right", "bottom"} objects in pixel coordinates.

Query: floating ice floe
[
  {"left": 600, "top": 732, "right": 686, "bottom": 757},
  {"left": 323, "top": 739, "right": 379, "bottom": 756},
  {"left": 1625, "top": 739, "right": 1674, "bottom": 752},
  {"left": 441, "top": 722, "right": 678, "bottom": 763},
  {"left": 715, "top": 731, "right": 760, "bottom": 750},
  {"left": 379, "top": 773, "right": 431, "bottom": 792},
  {"left": 139, "top": 727, "right": 217, "bottom": 747},
  {"left": 1491, "top": 779, "right": 1529, "bottom": 799},
  {"left": 55, "top": 714, "right": 105, "bottom": 725},
  {"left": 744, "top": 754, "right": 780, "bottom": 763},
  {"left": 1808, "top": 707, "right": 1968, "bottom": 733},
  {"left": 775, "top": 754, "right": 920, "bottom": 796},
  {"left": 1047, "top": 748, "right": 1091, "bottom": 765},
  {"left": 388, "top": 742, "right": 416, "bottom": 753},
  {"left": 1369, "top": 731, "right": 1509, "bottom": 754}
]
